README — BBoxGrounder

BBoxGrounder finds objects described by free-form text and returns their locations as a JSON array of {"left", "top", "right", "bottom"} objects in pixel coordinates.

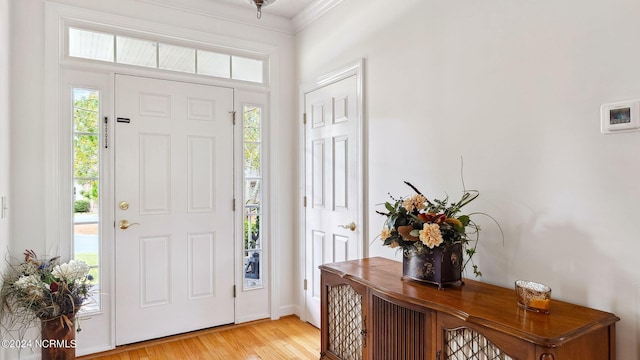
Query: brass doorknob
[
  {"left": 338, "top": 222, "right": 357, "bottom": 231},
  {"left": 119, "top": 220, "right": 140, "bottom": 230}
]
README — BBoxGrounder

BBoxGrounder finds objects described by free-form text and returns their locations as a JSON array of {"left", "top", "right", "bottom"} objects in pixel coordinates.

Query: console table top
[{"left": 320, "top": 257, "right": 620, "bottom": 346}]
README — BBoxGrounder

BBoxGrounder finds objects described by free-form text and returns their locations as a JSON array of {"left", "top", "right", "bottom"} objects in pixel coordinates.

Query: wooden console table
[{"left": 320, "top": 257, "right": 619, "bottom": 360}]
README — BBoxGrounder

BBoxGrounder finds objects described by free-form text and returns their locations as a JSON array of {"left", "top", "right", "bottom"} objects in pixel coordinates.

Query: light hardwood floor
[{"left": 78, "top": 316, "right": 320, "bottom": 360}]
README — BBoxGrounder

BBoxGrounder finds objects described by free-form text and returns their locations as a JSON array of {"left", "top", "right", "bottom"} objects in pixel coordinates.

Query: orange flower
[
  {"left": 381, "top": 226, "right": 393, "bottom": 241},
  {"left": 419, "top": 223, "right": 444, "bottom": 249},
  {"left": 402, "top": 194, "right": 427, "bottom": 212},
  {"left": 444, "top": 217, "right": 463, "bottom": 230},
  {"left": 418, "top": 213, "right": 446, "bottom": 224}
]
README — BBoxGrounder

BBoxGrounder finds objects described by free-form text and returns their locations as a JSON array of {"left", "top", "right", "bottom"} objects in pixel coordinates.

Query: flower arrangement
[
  {"left": 0, "top": 250, "right": 94, "bottom": 332},
  {"left": 377, "top": 181, "right": 487, "bottom": 277}
]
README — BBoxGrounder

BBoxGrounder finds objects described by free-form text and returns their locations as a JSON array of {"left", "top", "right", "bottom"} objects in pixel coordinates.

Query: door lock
[{"left": 119, "top": 201, "right": 130, "bottom": 210}]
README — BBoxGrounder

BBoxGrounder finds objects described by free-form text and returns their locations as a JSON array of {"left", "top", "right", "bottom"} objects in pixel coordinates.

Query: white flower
[
  {"left": 18, "top": 262, "right": 38, "bottom": 275},
  {"left": 14, "top": 275, "right": 44, "bottom": 298},
  {"left": 419, "top": 223, "right": 444, "bottom": 249},
  {"left": 52, "top": 259, "right": 90, "bottom": 281}
]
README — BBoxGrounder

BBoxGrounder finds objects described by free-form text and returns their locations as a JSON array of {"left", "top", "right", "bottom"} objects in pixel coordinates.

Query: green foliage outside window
[
  {"left": 244, "top": 106, "right": 261, "bottom": 177},
  {"left": 74, "top": 200, "right": 90, "bottom": 213},
  {"left": 73, "top": 90, "right": 100, "bottom": 205}
]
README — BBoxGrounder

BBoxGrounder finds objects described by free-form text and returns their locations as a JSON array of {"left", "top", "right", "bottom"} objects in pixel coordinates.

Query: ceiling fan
[{"left": 247, "top": 0, "right": 276, "bottom": 19}]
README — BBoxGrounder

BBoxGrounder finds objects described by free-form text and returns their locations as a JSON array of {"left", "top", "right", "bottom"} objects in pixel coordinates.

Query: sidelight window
[
  {"left": 72, "top": 88, "right": 101, "bottom": 310},
  {"left": 243, "top": 104, "right": 263, "bottom": 289}
]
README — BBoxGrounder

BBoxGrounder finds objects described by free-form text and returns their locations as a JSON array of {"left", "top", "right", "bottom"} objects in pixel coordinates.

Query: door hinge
[
  {"left": 233, "top": 285, "right": 237, "bottom": 298},
  {"left": 230, "top": 110, "right": 236, "bottom": 125},
  {"left": 233, "top": 198, "right": 236, "bottom": 211},
  {"left": 303, "top": 279, "right": 308, "bottom": 291},
  {"left": 303, "top": 113, "right": 307, "bottom": 125},
  {"left": 303, "top": 196, "right": 307, "bottom": 207}
]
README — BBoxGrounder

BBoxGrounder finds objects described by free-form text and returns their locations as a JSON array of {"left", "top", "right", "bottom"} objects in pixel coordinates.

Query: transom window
[{"left": 68, "top": 27, "right": 266, "bottom": 84}]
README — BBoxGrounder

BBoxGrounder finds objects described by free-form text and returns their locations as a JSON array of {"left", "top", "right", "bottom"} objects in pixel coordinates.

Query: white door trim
[
  {"left": 45, "top": 3, "right": 282, "bottom": 354},
  {"left": 234, "top": 90, "right": 272, "bottom": 324},
  {"left": 298, "top": 59, "right": 366, "bottom": 322}
]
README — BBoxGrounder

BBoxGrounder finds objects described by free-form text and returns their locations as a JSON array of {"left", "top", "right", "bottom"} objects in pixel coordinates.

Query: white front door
[
  {"left": 114, "top": 75, "right": 235, "bottom": 345},
  {"left": 304, "top": 73, "right": 362, "bottom": 328}
]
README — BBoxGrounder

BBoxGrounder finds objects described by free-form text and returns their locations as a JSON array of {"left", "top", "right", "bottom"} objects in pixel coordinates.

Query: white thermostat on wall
[{"left": 600, "top": 99, "right": 640, "bottom": 134}]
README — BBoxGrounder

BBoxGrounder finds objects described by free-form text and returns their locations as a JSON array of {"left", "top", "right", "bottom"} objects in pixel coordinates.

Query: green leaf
[
  {"left": 473, "top": 265, "right": 482, "bottom": 277},
  {"left": 457, "top": 191, "right": 479, "bottom": 208},
  {"left": 42, "top": 274, "right": 56, "bottom": 285},
  {"left": 457, "top": 215, "right": 470, "bottom": 226},
  {"left": 385, "top": 202, "right": 395, "bottom": 213},
  {"left": 383, "top": 234, "right": 403, "bottom": 246}
]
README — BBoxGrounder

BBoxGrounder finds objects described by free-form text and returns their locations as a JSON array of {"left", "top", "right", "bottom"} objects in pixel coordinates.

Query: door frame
[
  {"left": 44, "top": 3, "right": 282, "bottom": 354},
  {"left": 299, "top": 59, "right": 366, "bottom": 323}
]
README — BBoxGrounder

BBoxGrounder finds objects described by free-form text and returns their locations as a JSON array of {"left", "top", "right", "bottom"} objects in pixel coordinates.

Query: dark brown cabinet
[{"left": 320, "top": 257, "right": 619, "bottom": 360}]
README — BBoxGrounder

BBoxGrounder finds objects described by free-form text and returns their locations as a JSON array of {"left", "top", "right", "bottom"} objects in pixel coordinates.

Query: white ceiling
[
  {"left": 141, "top": 0, "right": 341, "bottom": 33},
  {"left": 211, "top": 0, "right": 316, "bottom": 19}
]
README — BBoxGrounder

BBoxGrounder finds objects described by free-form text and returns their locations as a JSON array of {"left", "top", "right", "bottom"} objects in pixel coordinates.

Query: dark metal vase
[
  {"left": 402, "top": 243, "right": 464, "bottom": 289},
  {"left": 41, "top": 315, "right": 76, "bottom": 360}
]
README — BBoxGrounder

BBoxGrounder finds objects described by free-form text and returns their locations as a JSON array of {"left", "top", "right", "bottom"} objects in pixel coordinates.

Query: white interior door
[
  {"left": 304, "top": 74, "right": 362, "bottom": 328},
  {"left": 114, "top": 75, "right": 235, "bottom": 345}
]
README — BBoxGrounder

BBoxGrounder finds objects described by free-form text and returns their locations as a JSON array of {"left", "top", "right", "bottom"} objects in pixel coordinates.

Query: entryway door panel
[
  {"left": 304, "top": 74, "right": 361, "bottom": 328},
  {"left": 114, "top": 75, "right": 234, "bottom": 345}
]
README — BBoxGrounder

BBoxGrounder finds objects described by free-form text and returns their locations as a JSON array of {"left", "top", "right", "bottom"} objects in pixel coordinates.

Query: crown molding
[
  {"left": 292, "top": 0, "right": 343, "bottom": 33},
  {"left": 137, "top": 0, "right": 295, "bottom": 35}
]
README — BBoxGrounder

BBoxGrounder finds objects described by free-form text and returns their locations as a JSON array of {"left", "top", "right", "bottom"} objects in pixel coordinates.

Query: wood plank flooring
[{"left": 78, "top": 316, "right": 320, "bottom": 360}]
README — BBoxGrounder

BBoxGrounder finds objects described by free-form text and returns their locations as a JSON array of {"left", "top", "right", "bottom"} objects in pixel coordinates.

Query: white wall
[
  {"left": 0, "top": 2, "right": 9, "bottom": 232},
  {"left": 0, "top": 0, "right": 10, "bottom": 285},
  {"left": 0, "top": 1, "right": 9, "bottom": 253},
  {"left": 297, "top": 0, "right": 640, "bottom": 358},
  {"left": 1, "top": 1, "right": 10, "bottom": 359},
  {"left": 10, "top": 0, "right": 46, "bottom": 268},
  {"left": 10, "top": 0, "right": 297, "bottom": 355}
]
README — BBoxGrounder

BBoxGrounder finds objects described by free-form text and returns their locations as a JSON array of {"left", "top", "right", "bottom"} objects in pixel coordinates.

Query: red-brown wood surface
[
  {"left": 370, "top": 291, "right": 432, "bottom": 359},
  {"left": 320, "top": 257, "right": 619, "bottom": 348}
]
